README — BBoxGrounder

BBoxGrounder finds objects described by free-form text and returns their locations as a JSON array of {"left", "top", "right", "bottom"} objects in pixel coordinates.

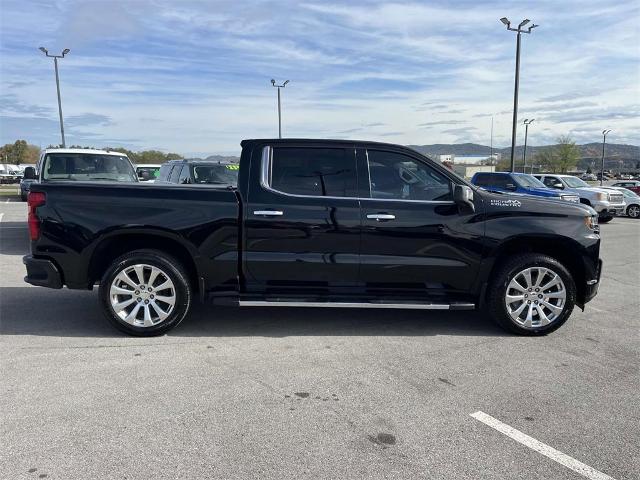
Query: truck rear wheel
[
  {"left": 486, "top": 254, "right": 576, "bottom": 335},
  {"left": 99, "top": 249, "right": 192, "bottom": 336}
]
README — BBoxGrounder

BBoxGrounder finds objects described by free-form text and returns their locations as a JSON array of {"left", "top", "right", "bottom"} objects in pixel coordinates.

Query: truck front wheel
[
  {"left": 99, "top": 249, "right": 192, "bottom": 336},
  {"left": 486, "top": 254, "right": 576, "bottom": 335}
]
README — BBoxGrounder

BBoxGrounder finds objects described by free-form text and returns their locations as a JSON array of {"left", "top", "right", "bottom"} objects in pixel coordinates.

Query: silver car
[{"left": 601, "top": 186, "right": 640, "bottom": 219}]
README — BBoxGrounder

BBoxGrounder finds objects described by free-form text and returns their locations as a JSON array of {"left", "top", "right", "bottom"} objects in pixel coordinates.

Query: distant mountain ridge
[
  {"left": 408, "top": 142, "right": 639, "bottom": 169},
  {"left": 201, "top": 143, "right": 639, "bottom": 168},
  {"left": 408, "top": 142, "right": 639, "bottom": 159}
]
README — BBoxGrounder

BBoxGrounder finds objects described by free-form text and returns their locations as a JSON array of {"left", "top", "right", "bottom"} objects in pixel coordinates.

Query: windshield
[
  {"left": 563, "top": 176, "right": 590, "bottom": 188},
  {"left": 621, "top": 189, "right": 639, "bottom": 198},
  {"left": 513, "top": 174, "right": 546, "bottom": 188},
  {"left": 43, "top": 153, "right": 137, "bottom": 182},
  {"left": 136, "top": 166, "right": 160, "bottom": 181},
  {"left": 191, "top": 164, "right": 238, "bottom": 185}
]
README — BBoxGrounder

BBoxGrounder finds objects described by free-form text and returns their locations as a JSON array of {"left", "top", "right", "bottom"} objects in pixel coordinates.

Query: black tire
[
  {"left": 598, "top": 215, "right": 613, "bottom": 223},
  {"left": 99, "top": 249, "right": 192, "bottom": 336},
  {"left": 486, "top": 254, "right": 576, "bottom": 336},
  {"left": 626, "top": 204, "right": 640, "bottom": 218}
]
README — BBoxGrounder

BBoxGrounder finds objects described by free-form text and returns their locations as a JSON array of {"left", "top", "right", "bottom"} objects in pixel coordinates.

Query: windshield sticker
[
  {"left": 491, "top": 199, "right": 522, "bottom": 207},
  {"left": 225, "top": 164, "right": 240, "bottom": 170}
]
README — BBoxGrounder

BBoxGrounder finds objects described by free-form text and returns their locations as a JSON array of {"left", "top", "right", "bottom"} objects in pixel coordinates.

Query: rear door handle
[
  {"left": 367, "top": 213, "right": 396, "bottom": 221},
  {"left": 253, "top": 210, "right": 284, "bottom": 216}
]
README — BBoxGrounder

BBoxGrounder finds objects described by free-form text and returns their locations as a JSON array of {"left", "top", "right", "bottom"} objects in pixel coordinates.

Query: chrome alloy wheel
[
  {"left": 109, "top": 264, "right": 176, "bottom": 327},
  {"left": 628, "top": 205, "right": 640, "bottom": 218},
  {"left": 504, "top": 267, "right": 566, "bottom": 328}
]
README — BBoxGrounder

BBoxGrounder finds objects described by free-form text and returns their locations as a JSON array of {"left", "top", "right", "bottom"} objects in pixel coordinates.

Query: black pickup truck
[{"left": 24, "top": 139, "right": 602, "bottom": 336}]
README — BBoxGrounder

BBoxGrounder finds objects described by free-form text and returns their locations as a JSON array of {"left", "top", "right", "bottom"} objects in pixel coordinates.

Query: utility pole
[
  {"left": 522, "top": 118, "right": 534, "bottom": 173},
  {"left": 600, "top": 129, "right": 611, "bottom": 186},
  {"left": 270, "top": 79, "right": 290, "bottom": 139},
  {"left": 500, "top": 18, "right": 538, "bottom": 172},
  {"left": 39, "top": 47, "right": 70, "bottom": 148},
  {"left": 490, "top": 116, "right": 494, "bottom": 163}
]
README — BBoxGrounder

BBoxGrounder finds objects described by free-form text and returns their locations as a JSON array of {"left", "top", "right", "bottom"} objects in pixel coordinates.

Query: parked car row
[
  {"left": 471, "top": 172, "right": 639, "bottom": 222},
  {"left": 21, "top": 149, "right": 640, "bottom": 226},
  {"left": 20, "top": 149, "right": 243, "bottom": 200}
]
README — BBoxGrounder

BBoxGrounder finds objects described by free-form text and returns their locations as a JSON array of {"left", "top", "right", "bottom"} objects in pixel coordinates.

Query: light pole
[
  {"left": 600, "top": 129, "right": 611, "bottom": 186},
  {"left": 500, "top": 17, "right": 538, "bottom": 172},
  {"left": 271, "top": 79, "right": 289, "bottom": 139},
  {"left": 39, "top": 47, "right": 70, "bottom": 148},
  {"left": 522, "top": 118, "right": 534, "bottom": 173}
]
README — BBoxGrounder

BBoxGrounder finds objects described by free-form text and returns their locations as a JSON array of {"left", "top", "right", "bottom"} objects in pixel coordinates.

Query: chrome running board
[{"left": 239, "top": 301, "right": 475, "bottom": 310}]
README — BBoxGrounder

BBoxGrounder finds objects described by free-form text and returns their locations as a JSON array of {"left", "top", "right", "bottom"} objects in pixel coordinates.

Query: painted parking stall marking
[{"left": 471, "top": 411, "right": 617, "bottom": 480}]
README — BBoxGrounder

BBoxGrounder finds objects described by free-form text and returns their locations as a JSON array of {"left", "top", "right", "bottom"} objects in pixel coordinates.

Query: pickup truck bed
[{"left": 26, "top": 182, "right": 240, "bottom": 292}]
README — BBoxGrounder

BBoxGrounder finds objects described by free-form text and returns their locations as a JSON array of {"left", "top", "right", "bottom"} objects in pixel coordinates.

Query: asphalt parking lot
[{"left": 1, "top": 195, "right": 638, "bottom": 480}]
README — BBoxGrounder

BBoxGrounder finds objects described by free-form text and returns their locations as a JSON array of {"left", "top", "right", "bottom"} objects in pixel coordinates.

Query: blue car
[{"left": 471, "top": 172, "right": 580, "bottom": 202}]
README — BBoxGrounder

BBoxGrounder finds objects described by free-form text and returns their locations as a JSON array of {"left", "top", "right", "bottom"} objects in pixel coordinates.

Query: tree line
[
  {"left": 0, "top": 140, "right": 40, "bottom": 165},
  {"left": 495, "top": 135, "right": 581, "bottom": 173},
  {"left": 1, "top": 140, "right": 183, "bottom": 165}
]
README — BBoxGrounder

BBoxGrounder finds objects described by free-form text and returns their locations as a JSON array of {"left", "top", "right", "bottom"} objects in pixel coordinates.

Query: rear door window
[{"left": 269, "top": 147, "right": 357, "bottom": 197}]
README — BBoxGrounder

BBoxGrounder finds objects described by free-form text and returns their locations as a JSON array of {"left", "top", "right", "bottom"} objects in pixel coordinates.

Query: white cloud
[{"left": 0, "top": 0, "right": 638, "bottom": 154}]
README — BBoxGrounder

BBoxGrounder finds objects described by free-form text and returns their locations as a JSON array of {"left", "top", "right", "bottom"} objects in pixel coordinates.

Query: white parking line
[{"left": 471, "top": 411, "right": 616, "bottom": 480}]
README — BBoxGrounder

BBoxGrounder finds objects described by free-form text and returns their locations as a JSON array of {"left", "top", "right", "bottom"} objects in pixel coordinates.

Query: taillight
[{"left": 27, "top": 192, "right": 46, "bottom": 241}]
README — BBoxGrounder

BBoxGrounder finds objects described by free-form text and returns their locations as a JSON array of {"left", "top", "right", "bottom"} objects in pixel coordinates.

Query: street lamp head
[
  {"left": 530, "top": 118, "right": 535, "bottom": 124},
  {"left": 62, "top": 48, "right": 70, "bottom": 56},
  {"left": 527, "top": 24, "right": 539, "bottom": 32},
  {"left": 523, "top": 118, "right": 528, "bottom": 123},
  {"left": 500, "top": 17, "right": 510, "bottom": 26},
  {"left": 271, "top": 79, "right": 276, "bottom": 86},
  {"left": 283, "top": 80, "right": 290, "bottom": 86},
  {"left": 518, "top": 19, "right": 530, "bottom": 28},
  {"left": 39, "top": 47, "right": 48, "bottom": 54}
]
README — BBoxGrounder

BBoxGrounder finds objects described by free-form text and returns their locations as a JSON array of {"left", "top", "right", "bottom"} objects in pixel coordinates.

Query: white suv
[{"left": 535, "top": 174, "right": 625, "bottom": 223}]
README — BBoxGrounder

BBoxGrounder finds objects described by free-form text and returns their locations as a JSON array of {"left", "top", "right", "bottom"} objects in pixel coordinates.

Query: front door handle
[
  {"left": 367, "top": 213, "right": 396, "bottom": 221},
  {"left": 253, "top": 210, "right": 284, "bottom": 216}
]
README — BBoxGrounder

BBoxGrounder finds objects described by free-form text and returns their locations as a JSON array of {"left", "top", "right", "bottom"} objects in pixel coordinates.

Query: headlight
[
  {"left": 585, "top": 214, "right": 598, "bottom": 230},
  {"left": 596, "top": 192, "right": 607, "bottom": 201}
]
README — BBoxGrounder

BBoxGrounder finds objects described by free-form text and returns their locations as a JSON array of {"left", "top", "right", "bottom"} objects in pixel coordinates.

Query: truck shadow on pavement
[
  {"left": 0, "top": 287, "right": 508, "bottom": 338},
  {"left": 0, "top": 222, "right": 30, "bottom": 256}
]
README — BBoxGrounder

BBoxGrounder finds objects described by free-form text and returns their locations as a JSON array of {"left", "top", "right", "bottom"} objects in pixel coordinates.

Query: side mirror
[
  {"left": 506, "top": 183, "right": 517, "bottom": 191},
  {"left": 23, "top": 167, "right": 37, "bottom": 180},
  {"left": 453, "top": 184, "right": 475, "bottom": 213}
]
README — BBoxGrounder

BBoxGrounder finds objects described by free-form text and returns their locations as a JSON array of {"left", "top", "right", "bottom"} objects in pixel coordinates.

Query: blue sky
[{"left": 1, "top": 0, "right": 638, "bottom": 156}]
